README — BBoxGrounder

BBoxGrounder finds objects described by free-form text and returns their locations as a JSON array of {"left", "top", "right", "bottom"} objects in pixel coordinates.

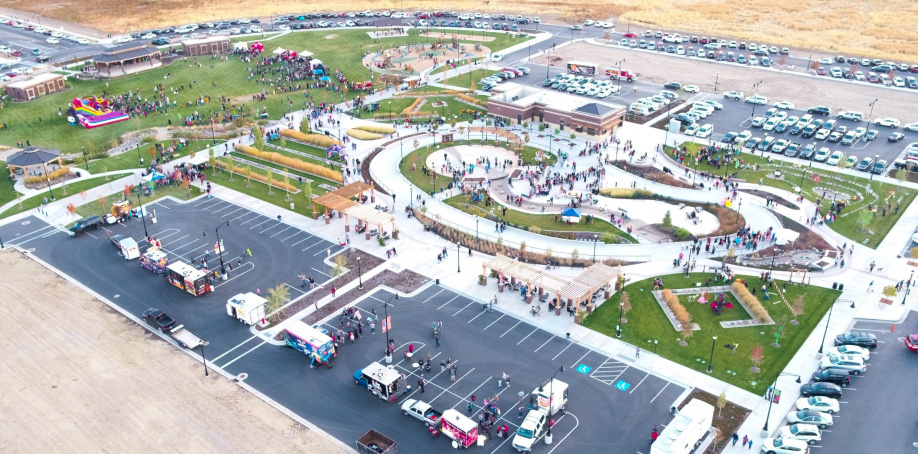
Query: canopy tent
[
  {"left": 272, "top": 47, "right": 287, "bottom": 55},
  {"left": 774, "top": 228, "right": 800, "bottom": 246},
  {"left": 343, "top": 204, "right": 396, "bottom": 233},
  {"left": 142, "top": 171, "right": 165, "bottom": 183},
  {"left": 313, "top": 68, "right": 324, "bottom": 75},
  {"left": 327, "top": 144, "right": 345, "bottom": 156},
  {"left": 300, "top": 50, "right": 314, "bottom": 58},
  {"left": 320, "top": 76, "right": 330, "bottom": 81},
  {"left": 232, "top": 42, "right": 247, "bottom": 51},
  {"left": 561, "top": 207, "right": 581, "bottom": 223}
]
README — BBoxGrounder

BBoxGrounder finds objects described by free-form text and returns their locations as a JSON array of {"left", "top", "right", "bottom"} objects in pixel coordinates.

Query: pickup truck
[
  {"left": 401, "top": 399, "right": 442, "bottom": 427},
  {"left": 142, "top": 308, "right": 203, "bottom": 349}
]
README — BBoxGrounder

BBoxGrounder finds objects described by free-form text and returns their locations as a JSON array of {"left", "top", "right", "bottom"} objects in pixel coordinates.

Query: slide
[{"left": 72, "top": 96, "right": 129, "bottom": 129}]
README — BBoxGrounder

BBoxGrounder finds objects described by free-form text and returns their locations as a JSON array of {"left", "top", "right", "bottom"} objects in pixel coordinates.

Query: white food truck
[{"left": 226, "top": 292, "right": 267, "bottom": 325}]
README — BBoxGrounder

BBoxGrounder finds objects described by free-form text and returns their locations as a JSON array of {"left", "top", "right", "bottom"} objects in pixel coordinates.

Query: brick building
[
  {"left": 4, "top": 73, "right": 66, "bottom": 102},
  {"left": 487, "top": 82, "right": 625, "bottom": 136},
  {"left": 181, "top": 36, "right": 231, "bottom": 56}
]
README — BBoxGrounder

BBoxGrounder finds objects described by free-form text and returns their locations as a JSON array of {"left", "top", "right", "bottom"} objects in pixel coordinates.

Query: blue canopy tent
[
  {"left": 313, "top": 68, "right": 324, "bottom": 75},
  {"left": 326, "top": 144, "right": 345, "bottom": 159},
  {"left": 561, "top": 207, "right": 581, "bottom": 223}
]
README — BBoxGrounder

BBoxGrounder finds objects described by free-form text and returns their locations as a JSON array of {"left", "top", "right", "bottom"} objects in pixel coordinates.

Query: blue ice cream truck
[{"left": 284, "top": 321, "right": 337, "bottom": 368}]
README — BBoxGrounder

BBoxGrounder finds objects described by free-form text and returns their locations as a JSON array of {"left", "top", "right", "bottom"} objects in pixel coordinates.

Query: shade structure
[
  {"left": 343, "top": 204, "right": 396, "bottom": 228},
  {"left": 334, "top": 181, "right": 373, "bottom": 199},
  {"left": 573, "top": 263, "right": 616, "bottom": 291},
  {"left": 312, "top": 193, "right": 356, "bottom": 213},
  {"left": 7, "top": 147, "right": 60, "bottom": 167}
]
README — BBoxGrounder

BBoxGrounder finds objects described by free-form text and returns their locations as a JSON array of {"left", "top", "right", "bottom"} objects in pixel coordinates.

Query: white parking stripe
[
  {"left": 534, "top": 336, "right": 555, "bottom": 352},
  {"left": 221, "top": 207, "right": 244, "bottom": 217},
  {"left": 517, "top": 328, "right": 538, "bottom": 345},
  {"left": 438, "top": 295, "right": 459, "bottom": 309},
  {"left": 650, "top": 383, "right": 669, "bottom": 403},
  {"left": 629, "top": 373, "right": 650, "bottom": 394},
  {"left": 552, "top": 343, "right": 572, "bottom": 360},
  {"left": 501, "top": 321, "right": 521, "bottom": 337},
  {"left": 281, "top": 231, "right": 303, "bottom": 242},
  {"left": 571, "top": 351, "right": 590, "bottom": 370},
  {"left": 211, "top": 336, "right": 259, "bottom": 363},
  {"left": 484, "top": 315, "right": 504, "bottom": 330},
  {"left": 219, "top": 340, "right": 268, "bottom": 368},
  {"left": 290, "top": 235, "right": 312, "bottom": 247},
  {"left": 270, "top": 226, "right": 292, "bottom": 237},
  {"left": 452, "top": 300, "right": 475, "bottom": 316}
]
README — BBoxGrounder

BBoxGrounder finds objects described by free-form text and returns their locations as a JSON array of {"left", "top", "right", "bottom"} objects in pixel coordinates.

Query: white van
[
  {"left": 838, "top": 111, "right": 864, "bottom": 122},
  {"left": 115, "top": 236, "right": 140, "bottom": 260}
]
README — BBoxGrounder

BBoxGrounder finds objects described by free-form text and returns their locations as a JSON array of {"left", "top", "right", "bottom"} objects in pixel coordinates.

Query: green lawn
[
  {"left": 0, "top": 173, "right": 133, "bottom": 220},
  {"left": 73, "top": 181, "right": 201, "bottom": 220},
  {"left": 1, "top": 29, "right": 529, "bottom": 155},
  {"left": 427, "top": 58, "right": 483, "bottom": 77},
  {"left": 679, "top": 141, "right": 915, "bottom": 248},
  {"left": 0, "top": 162, "right": 15, "bottom": 206},
  {"left": 204, "top": 165, "right": 333, "bottom": 218},
  {"left": 440, "top": 69, "right": 499, "bottom": 89},
  {"left": 582, "top": 273, "right": 841, "bottom": 393},
  {"left": 93, "top": 139, "right": 224, "bottom": 173}
]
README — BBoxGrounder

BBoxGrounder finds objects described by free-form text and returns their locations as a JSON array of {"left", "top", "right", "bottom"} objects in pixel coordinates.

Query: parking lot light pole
[
  {"left": 201, "top": 341, "right": 210, "bottom": 377},
  {"left": 542, "top": 365, "right": 565, "bottom": 440},
  {"left": 616, "top": 301, "right": 623, "bottom": 338},
  {"left": 750, "top": 80, "right": 763, "bottom": 120},
  {"left": 806, "top": 52, "right": 813, "bottom": 71},
  {"left": 82, "top": 145, "right": 90, "bottom": 172},
  {"left": 904, "top": 270, "right": 914, "bottom": 305},
  {"left": 761, "top": 372, "right": 801, "bottom": 436},
  {"left": 203, "top": 220, "right": 229, "bottom": 277},
  {"left": 870, "top": 153, "right": 879, "bottom": 180},
  {"left": 735, "top": 199, "right": 742, "bottom": 222},
  {"left": 592, "top": 234, "right": 598, "bottom": 262},
  {"left": 357, "top": 255, "right": 363, "bottom": 290},
  {"left": 866, "top": 99, "right": 878, "bottom": 127},
  {"left": 714, "top": 71, "right": 719, "bottom": 93},
  {"left": 135, "top": 193, "right": 149, "bottom": 239},
  {"left": 456, "top": 241, "right": 461, "bottom": 273},
  {"left": 706, "top": 334, "right": 717, "bottom": 373}
]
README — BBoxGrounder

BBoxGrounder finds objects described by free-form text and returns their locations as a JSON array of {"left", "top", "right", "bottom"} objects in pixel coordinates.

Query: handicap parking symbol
[
  {"left": 615, "top": 380, "right": 631, "bottom": 391},
  {"left": 576, "top": 364, "right": 591, "bottom": 374}
]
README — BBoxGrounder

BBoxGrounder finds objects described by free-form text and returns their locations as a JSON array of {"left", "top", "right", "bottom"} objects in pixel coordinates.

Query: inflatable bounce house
[{"left": 71, "top": 96, "right": 129, "bottom": 129}]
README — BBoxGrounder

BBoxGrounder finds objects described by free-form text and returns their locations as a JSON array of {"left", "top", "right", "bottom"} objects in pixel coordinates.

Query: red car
[
  {"left": 623, "top": 33, "right": 636, "bottom": 38},
  {"left": 817, "top": 67, "right": 827, "bottom": 75},
  {"left": 905, "top": 334, "right": 918, "bottom": 351}
]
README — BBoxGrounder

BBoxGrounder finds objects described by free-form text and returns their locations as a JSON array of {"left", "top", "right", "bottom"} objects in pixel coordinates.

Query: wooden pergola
[
  {"left": 312, "top": 193, "right": 356, "bottom": 225},
  {"left": 343, "top": 204, "right": 396, "bottom": 239},
  {"left": 335, "top": 181, "right": 375, "bottom": 201}
]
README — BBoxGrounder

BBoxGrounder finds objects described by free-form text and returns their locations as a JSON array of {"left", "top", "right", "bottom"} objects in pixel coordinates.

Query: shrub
[
  {"left": 401, "top": 97, "right": 424, "bottom": 115},
  {"left": 233, "top": 145, "right": 343, "bottom": 183},
  {"left": 598, "top": 188, "right": 654, "bottom": 198},
  {"left": 674, "top": 227, "right": 691, "bottom": 239},
  {"left": 355, "top": 125, "right": 396, "bottom": 134},
  {"left": 661, "top": 289, "right": 691, "bottom": 328},
  {"left": 732, "top": 281, "right": 769, "bottom": 323},
  {"left": 214, "top": 161, "right": 297, "bottom": 192},
  {"left": 456, "top": 93, "right": 486, "bottom": 106},
  {"left": 24, "top": 166, "right": 71, "bottom": 184},
  {"left": 346, "top": 129, "right": 384, "bottom": 140},
  {"left": 373, "top": 112, "right": 398, "bottom": 120},
  {"left": 279, "top": 129, "right": 342, "bottom": 148}
]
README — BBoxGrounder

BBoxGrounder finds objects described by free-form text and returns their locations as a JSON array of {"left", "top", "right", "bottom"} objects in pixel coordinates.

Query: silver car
[{"left": 819, "top": 354, "right": 866, "bottom": 375}]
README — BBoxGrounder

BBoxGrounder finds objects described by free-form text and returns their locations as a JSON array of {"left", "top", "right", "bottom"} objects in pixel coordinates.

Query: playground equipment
[{"left": 71, "top": 96, "right": 129, "bottom": 129}]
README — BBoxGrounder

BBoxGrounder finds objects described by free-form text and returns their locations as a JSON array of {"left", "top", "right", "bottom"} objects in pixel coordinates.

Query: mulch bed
[
  {"left": 256, "top": 250, "right": 384, "bottom": 332},
  {"left": 677, "top": 388, "right": 751, "bottom": 453},
  {"left": 612, "top": 162, "right": 693, "bottom": 189},
  {"left": 301, "top": 268, "right": 428, "bottom": 326},
  {"left": 738, "top": 189, "right": 799, "bottom": 210}
]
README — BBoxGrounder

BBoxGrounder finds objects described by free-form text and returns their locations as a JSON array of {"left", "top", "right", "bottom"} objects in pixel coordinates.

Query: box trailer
[
  {"left": 226, "top": 292, "right": 267, "bottom": 325},
  {"left": 165, "top": 261, "right": 212, "bottom": 296},
  {"left": 533, "top": 378, "right": 568, "bottom": 416},
  {"left": 650, "top": 399, "right": 714, "bottom": 454},
  {"left": 356, "top": 429, "right": 397, "bottom": 454}
]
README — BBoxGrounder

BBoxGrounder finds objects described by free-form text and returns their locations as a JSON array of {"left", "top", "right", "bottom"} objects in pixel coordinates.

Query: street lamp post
[
  {"left": 43, "top": 165, "right": 55, "bottom": 201},
  {"left": 210, "top": 112, "right": 217, "bottom": 144},
  {"left": 714, "top": 71, "right": 720, "bottom": 93},
  {"left": 805, "top": 52, "right": 813, "bottom": 71},
  {"left": 476, "top": 218, "right": 479, "bottom": 238},
  {"left": 616, "top": 301, "right": 623, "bottom": 338},
  {"left": 904, "top": 270, "right": 915, "bottom": 305},
  {"left": 456, "top": 241, "right": 461, "bottom": 273},
  {"left": 818, "top": 298, "right": 848, "bottom": 354},
  {"left": 135, "top": 193, "right": 150, "bottom": 239},
  {"left": 592, "top": 233, "right": 598, "bottom": 262},
  {"left": 82, "top": 145, "right": 90, "bottom": 172},
  {"left": 706, "top": 334, "right": 717, "bottom": 373},
  {"left": 750, "top": 80, "right": 763, "bottom": 120},
  {"left": 870, "top": 153, "right": 879, "bottom": 180},
  {"left": 866, "top": 99, "right": 878, "bottom": 127},
  {"left": 542, "top": 365, "right": 565, "bottom": 441},
  {"left": 357, "top": 255, "right": 363, "bottom": 289},
  {"left": 201, "top": 341, "right": 210, "bottom": 377},
  {"left": 735, "top": 199, "right": 742, "bottom": 222},
  {"left": 203, "top": 220, "right": 229, "bottom": 278},
  {"left": 136, "top": 145, "right": 142, "bottom": 166},
  {"left": 761, "top": 373, "right": 801, "bottom": 436}
]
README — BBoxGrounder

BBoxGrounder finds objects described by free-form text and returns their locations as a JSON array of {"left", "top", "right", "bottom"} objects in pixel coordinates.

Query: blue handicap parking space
[
  {"left": 576, "top": 364, "right": 592, "bottom": 374},
  {"left": 614, "top": 380, "right": 631, "bottom": 391}
]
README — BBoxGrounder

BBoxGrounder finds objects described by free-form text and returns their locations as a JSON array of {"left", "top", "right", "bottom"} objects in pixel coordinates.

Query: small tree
[
  {"left": 911, "top": 246, "right": 918, "bottom": 259},
  {"left": 66, "top": 203, "right": 76, "bottom": 217},
  {"left": 601, "top": 232, "right": 615, "bottom": 244},
  {"left": 283, "top": 169, "right": 292, "bottom": 201},
  {"left": 300, "top": 116, "right": 310, "bottom": 133},
  {"left": 750, "top": 343, "right": 765, "bottom": 372},
  {"left": 538, "top": 123, "right": 546, "bottom": 132},
  {"left": 545, "top": 245, "right": 553, "bottom": 261},
  {"left": 679, "top": 317, "right": 694, "bottom": 345},
  {"left": 896, "top": 168, "right": 908, "bottom": 189},
  {"left": 789, "top": 295, "right": 806, "bottom": 323},
  {"left": 882, "top": 285, "right": 898, "bottom": 297},
  {"left": 209, "top": 149, "right": 216, "bottom": 174},
  {"left": 716, "top": 390, "right": 727, "bottom": 418},
  {"left": 266, "top": 283, "right": 290, "bottom": 320},
  {"left": 772, "top": 314, "right": 789, "bottom": 347},
  {"left": 16, "top": 192, "right": 22, "bottom": 208},
  {"left": 98, "top": 196, "right": 106, "bottom": 214},
  {"left": 520, "top": 241, "right": 527, "bottom": 256},
  {"left": 182, "top": 176, "right": 191, "bottom": 197},
  {"left": 855, "top": 209, "right": 872, "bottom": 232},
  {"left": 413, "top": 139, "right": 419, "bottom": 149},
  {"left": 252, "top": 123, "right": 264, "bottom": 151},
  {"left": 662, "top": 210, "right": 673, "bottom": 231},
  {"left": 330, "top": 254, "right": 349, "bottom": 277},
  {"left": 620, "top": 291, "right": 632, "bottom": 322},
  {"left": 571, "top": 248, "right": 579, "bottom": 261},
  {"left": 727, "top": 246, "right": 736, "bottom": 262},
  {"left": 569, "top": 132, "right": 576, "bottom": 140},
  {"left": 710, "top": 430, "right": 725, "bottom": 453},
  {"left": 603, "top": 31, "right": 611, "bottom": 42},
  {"left": 223, "top": 157, "right": 235, "bottom": 182},
  {"left": 265, "top": 170, "right": 274, "bottom": 195},
  {"left": 245, "top": 165, "right": 252, "bottom": 187}
]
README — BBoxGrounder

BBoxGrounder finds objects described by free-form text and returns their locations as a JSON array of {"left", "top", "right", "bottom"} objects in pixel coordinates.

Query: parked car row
[
  {"left": 4, "top": 21, "right": 90, "bottom": 44},
  {"left": 479, "top": 67, "right": 530, "bottom": 90},
  {"left": 762, "top": 334, "right": 874, "bottom": 454},
  {"left": 539, "top": 73, "right": 623, "bottom": 100}
]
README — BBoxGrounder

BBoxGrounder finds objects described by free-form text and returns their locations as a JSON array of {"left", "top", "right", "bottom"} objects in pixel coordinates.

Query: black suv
[
  {"left": 142, "top": 308, "right": 178, "bottom": 332},
  {"left": 808, "top": 106, "right": 831, "bottom": 116},
  {"left": 69, "top": 215, "right": 102, "bottom": 236},
  {"left": 834, "top": 331, "right": 878, "bottom": 349},
  {"left": 812, "top": 368, "right": 851, "bottom": 388},
  {"left": 799, "top": 382, "right": 843, "bottom": 398}
]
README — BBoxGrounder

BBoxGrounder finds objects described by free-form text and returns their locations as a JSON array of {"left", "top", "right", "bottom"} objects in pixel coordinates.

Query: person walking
[
  {"left": 869, "top": 261, "right": 876, "bottom": 272},
  {"left": 732, "top": 433, "right": 739, "bottom": 446},
  {"left": 518, "top": 404, "right": 524, "bottom": 418},
  {"left": 742, "top": 435, "right": 749, "bottom": 447},
  {"left": 418, "top": 378, "right": 425, "bottom": 393},
  {"left": 635, "top": 347, "right": 641, "bottom": 358},
  {"left": 450, "top": 368, "right": 456, "bottom": 382},
  {"left": 331, "top": 286, "right": 337, "bottom": 297},
  {"left": 435, "top": 333, "right": 440, "bottom": 348},
  {"left": 369, "top": 321, "right": 375, "bottom": 334},
  {"left": 467, "top": 401, "right": 474, "bottom": 416}
]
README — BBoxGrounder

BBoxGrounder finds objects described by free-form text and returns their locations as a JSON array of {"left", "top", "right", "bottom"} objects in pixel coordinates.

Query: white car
[
  {"left": 762, "top": 437, "right": 810, "bottom": 454},
  {"left": 683, "top": 85, "right": 699, "bottom": 93},
  {"left": 745, "top": 95, "right": 768, "bottom": 105},
  {"left": 51, "top": 31, "right": 63, "bottom": 37},
  {"left": 724, "top": 90, "right": 744, "bottom": 100},
  {"left": 894, "top": 77, "right": 906, "bottom": 87},
  {"left": 141, "top": 32, "right": 156, "bottom": 39},
  {"left": 736, "top": 130, "right": 753, "bottom": 142},
  {"left": 703, "top": 99, "right": 723, "bottom": 110},
  {"left": 0, "top": 74, "right": 9, "bottom": 82},
  {"left": 796, "top": 396, "right": 839, "bottom": 414},
  {"left": 684, "top": 124, "right": 700, "bottom": 136},
  {"left": 904, "top": 122, "right": 918, "bottom": 132},
  {"left": 250, "top": 25, "right": 262, "bottom": 33},
  {"left": 787, "top": 410, "right": 833, "bottom": 429},
  {"left": 490, "top": 53, "right": 503, "bottom": 62},
  {"left": 12, "top": 67, "right": 32, "bottom": 75},
  {"left": 278, "top": 24, "right": 291, "bottom": 31},
  {"left": 778, "top": 424, "right": 822, "bottom": 445},
  {"left": 819, "top": 354, "right": 866, "bottom": 374},
  {"left": 46, "top": 37, "right": 59, "bottom": 44},
  {"left": 696, "top": 124, "right": 714, "bottom": 138},
  {"left": 818, "top": 57, "right": 833, "bottom": 64},
  {"left": 875, "top": 117, "right": 900, "bottom": 128},
  {"left": 771, "top": 139, "right": 789, "bottom": 152},
  {"left": 77, "top": 38, "right": 90, "bottom": 45},
  {"left": 774, "top": 101, "right": 795, "bottom": 110},
  {"left": 827, "top": 345, "right": 870, "bottom": 361}
]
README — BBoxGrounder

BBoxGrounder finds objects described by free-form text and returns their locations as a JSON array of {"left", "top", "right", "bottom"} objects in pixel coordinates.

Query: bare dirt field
[
  {"left": 555, "top": 41, "right": 918, "bottom": 120},
  {"left": 0, "top": 249, "right": 347, "bottom": 454},
  {"left": 2, "top": 0, "right": 916, "bottom": 62}
]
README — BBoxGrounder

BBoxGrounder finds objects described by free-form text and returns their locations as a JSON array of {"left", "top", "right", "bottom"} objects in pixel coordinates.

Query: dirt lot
[
  {"left": 556, "top": 41, "right": 918, "bottom": 120},
  {"left": 0, "top": 249, "right": 347, "bottom": 454}
]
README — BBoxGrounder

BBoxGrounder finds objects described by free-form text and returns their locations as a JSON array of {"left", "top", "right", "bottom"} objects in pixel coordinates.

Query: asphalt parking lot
[
  {"left": 0, "top": 196, "right": 336, "bottom": 356},
  {"left": 797, "top": 315, "right": 918, "bottom": 453},
  {"left": 216, "top": 286, "right": 687, "bottom": 453},
  {"left": 0, "top": 196, "right": 687, "bottom": 452}
]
